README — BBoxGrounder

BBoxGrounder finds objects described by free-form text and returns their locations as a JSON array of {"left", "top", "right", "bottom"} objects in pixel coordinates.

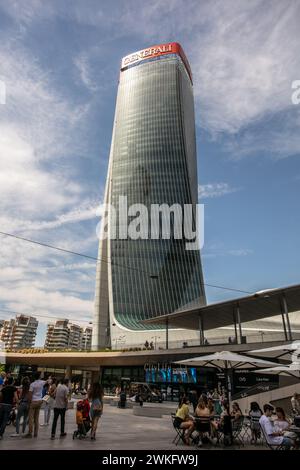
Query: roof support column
[
  {"left": 65, "top": 365, "right": 72, "bottom": 382},
  {"left": 198, "top": 314, "right": 205, "bottom": 346},
  {"left": 233, "top": 309, "right": 238, "bottom": 344},
  {"left": 166, "top": 317, "right": 169, "bottom": 350},
  {"left": 236, "top": 305, "right": 243, "bottom": 344},
  {"left": 281, "top": 294, "right": 292, "bottom": 341},
  {"left": 91, "top": 368, "right": 101, "bottom": 383}
]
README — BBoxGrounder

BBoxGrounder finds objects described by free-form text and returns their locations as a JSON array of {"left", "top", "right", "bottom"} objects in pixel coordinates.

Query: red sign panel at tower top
[{"left": 121, "top": 42, "right": 192, "bottom": 83}]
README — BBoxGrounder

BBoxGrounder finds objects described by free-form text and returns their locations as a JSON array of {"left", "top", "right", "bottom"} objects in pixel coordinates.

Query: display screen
[{"left": 145, "top": 366, "right": 197, "bottom": 384}]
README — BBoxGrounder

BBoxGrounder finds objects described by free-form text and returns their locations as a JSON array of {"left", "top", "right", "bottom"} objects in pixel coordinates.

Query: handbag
[
  {"left": 43, "top": 394, "right": 51, "bottom": 404},
  {"left": 92, "top": 400, "right": 103, "bottom": 416}
]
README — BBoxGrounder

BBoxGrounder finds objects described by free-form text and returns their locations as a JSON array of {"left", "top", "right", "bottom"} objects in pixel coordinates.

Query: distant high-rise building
[
  {"left": 45, "top": 320, "right": 70, "bottom": 350},
  {"left": 81, "top": 327, "right": 93, "bottom": 351},
  {"left": 0, "top": 315, "right": 38, "bottom": 350},
  {"left": 44, "top": 320, "right": 91, "bottom": 350},
  {"left": 93, "top": 42, "right": 206, "bottom": 349}
]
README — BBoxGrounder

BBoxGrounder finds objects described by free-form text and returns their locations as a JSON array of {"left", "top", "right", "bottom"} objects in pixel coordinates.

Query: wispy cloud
[
  {"left": 74, "top": 53, "right": 99, "bottom": 92},
  {"left": 198, "top": 183, "right": 239, "bottom": 199},
  {"left": 202, "top": 243, "right": 253, "bottom": 258}
]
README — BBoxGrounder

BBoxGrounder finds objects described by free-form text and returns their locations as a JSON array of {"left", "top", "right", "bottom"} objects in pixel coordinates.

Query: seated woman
[
  {"left": 195, "top": 397, "right": 210, "bottom": 417},
  {"left": 195, "top": 397, "right": 213, "bottom": 446},
  {"left": 274, "top": 407, "right": 297, "bottom": 447},
  {"left": 215, "top": 400, "right": 233, "bottom": 446},
  {"left": 207, "top": 398, "right": 215, "bottom": 416},
  {"left": 173, "top": 397, "right": 195, "bottom": 445},
  {"left": 249, "top": 401, "right": 262, "bottom": 444},
  {"left": 231, "top": 402, "right": 242, "bottom": 421}
]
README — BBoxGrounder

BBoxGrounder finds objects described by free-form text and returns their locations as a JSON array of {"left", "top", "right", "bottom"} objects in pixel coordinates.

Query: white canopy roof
[{"left": 175, "top": 350, "right": 279, "bottom": 369}]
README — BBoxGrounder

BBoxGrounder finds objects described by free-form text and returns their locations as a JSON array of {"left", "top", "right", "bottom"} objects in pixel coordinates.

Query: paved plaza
[{"left": 0, "top": 401, "right": 264, "bottom": 451}]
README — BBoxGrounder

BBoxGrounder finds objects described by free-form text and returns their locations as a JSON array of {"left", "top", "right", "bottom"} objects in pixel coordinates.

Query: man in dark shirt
[{"left": 0, "top": 377, "right": 18, "bottom": 439}]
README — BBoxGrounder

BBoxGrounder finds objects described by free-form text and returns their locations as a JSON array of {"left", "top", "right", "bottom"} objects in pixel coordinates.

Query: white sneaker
[{"left": 10, "top": 433, "right": 20, "bottom": 437}]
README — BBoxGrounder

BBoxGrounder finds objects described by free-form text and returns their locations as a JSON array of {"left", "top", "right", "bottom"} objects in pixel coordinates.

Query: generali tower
[{"left": 92, "top": 43, "right": 206, "bottom": 350}]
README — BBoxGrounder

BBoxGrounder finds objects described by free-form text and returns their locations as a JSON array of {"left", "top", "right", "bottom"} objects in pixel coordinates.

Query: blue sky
[{"left": 0, "top": 0, "right": 299, "bottom": 345}]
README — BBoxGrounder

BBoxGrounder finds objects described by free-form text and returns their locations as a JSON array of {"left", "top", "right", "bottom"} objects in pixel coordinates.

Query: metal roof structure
[{"left": 142, "top": 283, "right": 300, "bottom": 343}]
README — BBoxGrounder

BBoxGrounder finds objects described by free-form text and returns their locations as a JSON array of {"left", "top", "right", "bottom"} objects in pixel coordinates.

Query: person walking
[
  {"left": 51, "top": 378, "right": 69, "bottom": 440},
  {"left": 0, "top": 377, "right": 18, "bottom": 439},
  {"left": 43, "top": 377, "right": 57, "bottom": 426},
  {"left": 25, "top": 371, "right": 46, "bottom": 438},
  {"left": 11, "top": 377, "right": 30, "bottom": 437},
  {"left": 89, "top": 383, "right": 104, "bottom": 441}
]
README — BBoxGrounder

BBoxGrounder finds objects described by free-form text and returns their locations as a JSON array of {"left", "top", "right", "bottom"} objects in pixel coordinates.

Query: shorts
[{"left": 173, "top": 417, "right": 183, "bottom": 429}]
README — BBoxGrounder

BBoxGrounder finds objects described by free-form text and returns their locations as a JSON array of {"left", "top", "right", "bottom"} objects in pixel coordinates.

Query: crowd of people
[
  {"left": 0, "top": 371, "right": 104, "bottom": 442},
  {"left": 174, "top": 389, "right": 300, "bottom": 449}
]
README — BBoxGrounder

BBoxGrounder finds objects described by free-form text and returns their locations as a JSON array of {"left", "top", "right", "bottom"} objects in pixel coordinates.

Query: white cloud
[
  {"left": 117, "top": 0, "right": 300, "bottom": 157},
  {"left": 198, "top": 182, "right": 239, "bottom": 199},
  {"left": 0, "top": 35, "right": 99, "bottom": 338},
  {"left": 202, "top": 243, "right": 253, "bottom": 258},
  {"left": 74, "top": 53, "right": 99, "bottom": 92}
]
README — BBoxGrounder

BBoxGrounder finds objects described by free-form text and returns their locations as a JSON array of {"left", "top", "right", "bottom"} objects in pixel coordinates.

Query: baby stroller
[{"left": 73, "top": 399, "right": 91, "bottom": 439}]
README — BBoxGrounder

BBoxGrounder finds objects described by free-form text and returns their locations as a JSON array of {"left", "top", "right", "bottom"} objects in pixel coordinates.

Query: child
[{"left": 74, "top": 399, "right": 90, "bottom": 439}]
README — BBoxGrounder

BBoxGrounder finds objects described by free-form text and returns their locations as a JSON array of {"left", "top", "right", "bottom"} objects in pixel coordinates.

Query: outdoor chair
[
  {"left": 232, "top": 416, "right": 244, "bottom": 446},
  {"left": 194, "top": 416, "right": 212, "bottom": 445},
  {"left": 171, "top": 413, "right": 186, "bottom": 446},
  {"left": 259, "top": 423, "right": 285, "bottom": 450}
]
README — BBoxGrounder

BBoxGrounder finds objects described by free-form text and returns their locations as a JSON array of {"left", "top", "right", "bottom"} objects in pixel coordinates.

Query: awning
[{"left": 141, "top": 283, "right": 300, "bottom": 331}]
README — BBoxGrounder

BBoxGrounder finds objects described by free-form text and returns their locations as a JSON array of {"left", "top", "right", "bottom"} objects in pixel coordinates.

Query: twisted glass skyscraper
[{"left": 92, "top": 43, "right": 206, "bottom": 349}]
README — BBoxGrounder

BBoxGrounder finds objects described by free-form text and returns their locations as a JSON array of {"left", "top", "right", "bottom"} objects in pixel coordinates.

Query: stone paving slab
[{"left": 0, "top": 404, "right": 265, "bottom": 451}]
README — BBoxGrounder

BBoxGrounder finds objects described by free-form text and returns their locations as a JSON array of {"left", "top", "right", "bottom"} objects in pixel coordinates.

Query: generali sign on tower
[{"left": 121, "top": 42, "right": 192, "bottom": 82}]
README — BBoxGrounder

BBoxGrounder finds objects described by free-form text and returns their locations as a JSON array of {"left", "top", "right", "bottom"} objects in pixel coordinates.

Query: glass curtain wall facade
[{"left": 92, "top": 43, "right": 206, "bottom": 349}]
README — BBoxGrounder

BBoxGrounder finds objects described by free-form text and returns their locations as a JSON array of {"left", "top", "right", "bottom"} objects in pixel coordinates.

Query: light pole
[{"left": 151, "top": 335, "right": 160, "bottom": 349}]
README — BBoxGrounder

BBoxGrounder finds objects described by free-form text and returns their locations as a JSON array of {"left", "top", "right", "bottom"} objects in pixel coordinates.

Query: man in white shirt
[
  {"left": 51, "top": 378, "right": 69, "bottom": 439},
  {"left": 259, "top": 404, "right": 293, "bottom": 449},
  {"left": 25, "top": 371, "right": 46, "bottom": 438}
]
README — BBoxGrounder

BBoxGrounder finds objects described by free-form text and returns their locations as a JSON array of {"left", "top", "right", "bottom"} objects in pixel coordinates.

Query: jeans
[
  {"left": 282, "top": 437, "right": 293, "bottom": 449},
  {"left": 51, "top": 408, "right": 66, "bottom": 436},
  {"left": 16, "top": 402, "right": 29, "bottom": 434},
  {"left": 0, "top": 403, "right": 12, "bottom": 437}
]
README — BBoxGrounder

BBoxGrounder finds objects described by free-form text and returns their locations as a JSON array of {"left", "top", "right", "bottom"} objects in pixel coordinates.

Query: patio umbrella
[
  {"left": 175, "top": 351, "right": 278, "bottom": 405},
  {"left": 254, "top": 362, "right": 300, "bottom": 378},
  {"left": 250, "top": 341, "right": 300, "bottom": 362}
]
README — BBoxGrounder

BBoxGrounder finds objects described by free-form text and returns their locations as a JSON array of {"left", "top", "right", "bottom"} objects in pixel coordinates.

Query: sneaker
[
  {"left": 60, "top": 433, "right": 67, "bottom": 438},
  {"left": 10, "top": 433, "right": 20, "bottom": 437}
]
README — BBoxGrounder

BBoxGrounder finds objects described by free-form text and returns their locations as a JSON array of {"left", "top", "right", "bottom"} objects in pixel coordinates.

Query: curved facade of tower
[{"left": 92, "top": 43, "right": 206, "bottom": 349}]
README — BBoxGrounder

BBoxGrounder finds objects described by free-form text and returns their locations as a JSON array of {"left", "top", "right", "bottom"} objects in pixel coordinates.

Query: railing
[{"left": 232, "top": 382, "right": 278, "bottom": 400}]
